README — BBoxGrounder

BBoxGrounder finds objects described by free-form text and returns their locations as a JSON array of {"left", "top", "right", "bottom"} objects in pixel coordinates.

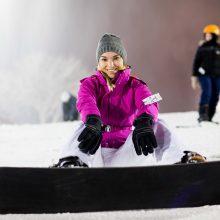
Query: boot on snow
[
  {"left": 51, "top": 156, "right": 88, "bottom": 168},
  {"left": 198, "top": 105, "right": 209, "bottom": 122},
  {"left": 208, "top": 106, "right": 216, "bottom": 122},
  {"left": 179, "top": 151, "right": 207, "bottom": 164}
]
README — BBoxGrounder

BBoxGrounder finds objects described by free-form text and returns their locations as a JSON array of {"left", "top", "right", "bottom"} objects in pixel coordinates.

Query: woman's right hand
[
  {"left": 191, "top": 76, "right": 200, "bottom": 90},
  {"left": 77, "top": 115, "right": 102, "bottom": 155}
]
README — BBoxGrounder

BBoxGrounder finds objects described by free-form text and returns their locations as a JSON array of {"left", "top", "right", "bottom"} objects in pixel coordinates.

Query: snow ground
[{"left": 0, "top": 111, "right": 220, "bottom": 219}]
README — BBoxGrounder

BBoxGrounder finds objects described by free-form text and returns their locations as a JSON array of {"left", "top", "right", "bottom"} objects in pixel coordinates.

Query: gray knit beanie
[{"left": 96, "top": 34, "right": 127, "bottom": 63}]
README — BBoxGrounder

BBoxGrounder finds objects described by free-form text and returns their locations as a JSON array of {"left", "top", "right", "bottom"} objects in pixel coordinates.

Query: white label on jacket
[
  {"left": 142, "top": 93, "right": 162, "bottom": 105},
  {"left": 198, "top": 67, "right": 205, "bottom": 75}
]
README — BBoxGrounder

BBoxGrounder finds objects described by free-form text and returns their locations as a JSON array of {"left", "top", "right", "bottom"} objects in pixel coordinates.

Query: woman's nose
[{"left": 107, "top": 60, "right": 114, "bottom": 67}]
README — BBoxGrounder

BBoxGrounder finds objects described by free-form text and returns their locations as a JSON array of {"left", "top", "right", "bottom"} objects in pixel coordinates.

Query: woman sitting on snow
[{"left": 53, "top": 34, "right": 206, "bottom": 168}]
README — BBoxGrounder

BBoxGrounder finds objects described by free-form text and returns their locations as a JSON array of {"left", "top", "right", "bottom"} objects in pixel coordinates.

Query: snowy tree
[{"left": 0, "top": 52, "right": 89, "bottom": 124}]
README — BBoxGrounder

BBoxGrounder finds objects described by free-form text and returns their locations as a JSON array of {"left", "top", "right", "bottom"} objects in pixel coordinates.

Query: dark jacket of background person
[
  {"left": 193, "top": 37, "right": 220, "bottom": 77},
  {"left": 61, "top": 92, "right": 78, "bottom": 121}
]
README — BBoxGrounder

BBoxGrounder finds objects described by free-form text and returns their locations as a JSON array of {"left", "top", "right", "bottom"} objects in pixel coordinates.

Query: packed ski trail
[{"left": 0, "top": 111, "right": 220, "bottom": 219}]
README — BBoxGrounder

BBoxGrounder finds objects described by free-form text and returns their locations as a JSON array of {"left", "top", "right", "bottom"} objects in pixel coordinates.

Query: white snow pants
[{"left": 60, "top": 119, "right": 186, "bottom": 167}]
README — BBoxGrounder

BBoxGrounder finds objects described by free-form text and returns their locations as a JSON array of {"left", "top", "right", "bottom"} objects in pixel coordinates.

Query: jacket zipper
[{"left": 108, "top": 93, "right": 110, "bottom": 123}]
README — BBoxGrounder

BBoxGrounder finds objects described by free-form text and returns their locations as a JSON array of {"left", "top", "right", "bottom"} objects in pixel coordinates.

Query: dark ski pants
[{"left": 198, "top": 75, "right": 220, "bottom": 107}]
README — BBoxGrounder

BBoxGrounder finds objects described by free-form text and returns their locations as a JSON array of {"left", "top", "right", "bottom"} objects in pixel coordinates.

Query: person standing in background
[
  {"left": 191, "top": 24, "right": 220, "bottom": 122},
  {"left": 61, "top": 91, "right": 78, "bottom": 121}
]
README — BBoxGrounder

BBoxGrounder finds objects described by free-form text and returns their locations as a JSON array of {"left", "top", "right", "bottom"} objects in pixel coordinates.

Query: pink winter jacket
[{"left": 77, "top": 67, "right": 159, "bottom": 148}]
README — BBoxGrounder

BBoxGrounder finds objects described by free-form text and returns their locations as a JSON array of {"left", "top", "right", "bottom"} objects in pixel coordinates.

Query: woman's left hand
[{"left": 132, "top": 113, "right": 157, "bottom": 156}]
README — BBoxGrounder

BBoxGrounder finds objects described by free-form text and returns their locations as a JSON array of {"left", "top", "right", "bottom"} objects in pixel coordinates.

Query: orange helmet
[{"left": 203, "top": 24, "right": 220, "bottom": 36}]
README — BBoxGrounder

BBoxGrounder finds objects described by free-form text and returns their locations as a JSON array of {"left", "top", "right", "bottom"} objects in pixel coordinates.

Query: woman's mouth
[{"left": 106, "top": 69, "right": 117, "bottom": 73}]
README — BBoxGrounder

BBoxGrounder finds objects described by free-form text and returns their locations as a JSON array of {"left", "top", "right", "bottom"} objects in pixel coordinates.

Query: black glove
[
  {"left": 132, "top": 113, "right": 157, "bottom": 156},
  {"left": 77, "top": 114, "right": 102, "bottom": 155}
]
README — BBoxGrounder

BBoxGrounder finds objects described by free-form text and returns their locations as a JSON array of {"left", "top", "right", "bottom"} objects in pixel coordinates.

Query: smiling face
[{"left": 97, "top": 52, "right": 125, "bottom": 79}]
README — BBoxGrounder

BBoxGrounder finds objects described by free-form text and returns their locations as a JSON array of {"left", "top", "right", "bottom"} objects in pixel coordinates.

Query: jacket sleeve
[
  {"left": 192, "top": 47, "right": 203, "bottom": 76},
  {"left": 132, "top": 78, "right": 159, "bottom": 122},
  {"left": 76, "top": 77, "right": 101, "bottom": 122}
]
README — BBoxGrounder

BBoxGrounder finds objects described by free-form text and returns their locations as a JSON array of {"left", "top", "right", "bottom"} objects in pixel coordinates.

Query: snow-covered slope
[
  {"left": 0, "top": 111, "right": 219, "bottom": 219},
  {"left": 0, "top": 111, "right": 219, "bottom": 167}
]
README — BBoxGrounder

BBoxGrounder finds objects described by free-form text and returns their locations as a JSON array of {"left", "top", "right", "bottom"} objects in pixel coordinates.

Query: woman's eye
[{"left": 101, "top": 58, "right": 107, "bottom": 62}]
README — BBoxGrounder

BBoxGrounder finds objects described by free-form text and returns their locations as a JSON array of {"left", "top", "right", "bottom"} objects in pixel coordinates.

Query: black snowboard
[{"left": 0, "top": 161, "right": 220, "bottom": 214}]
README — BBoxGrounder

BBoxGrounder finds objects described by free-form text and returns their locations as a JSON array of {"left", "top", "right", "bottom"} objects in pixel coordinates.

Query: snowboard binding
[
  {"left": 51, "top": 156, "right": 88, "bottom": 168},
  {"left": 180, "top": 151, "right": 207, "bottom": 164}
]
